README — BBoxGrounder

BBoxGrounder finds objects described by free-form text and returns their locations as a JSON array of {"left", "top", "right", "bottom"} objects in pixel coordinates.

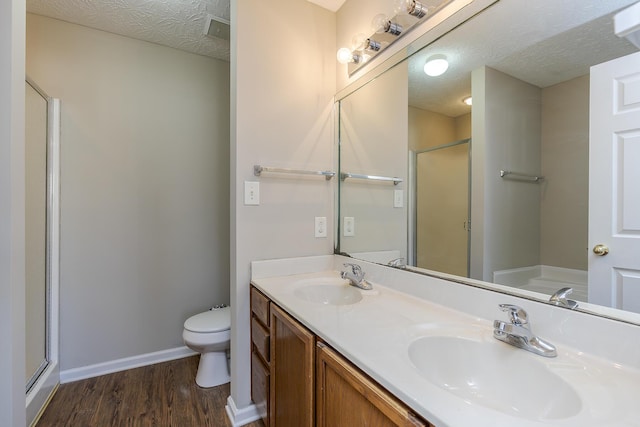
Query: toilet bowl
[{"left": 182, "top": 306, "right": 231, "bottom": 388}]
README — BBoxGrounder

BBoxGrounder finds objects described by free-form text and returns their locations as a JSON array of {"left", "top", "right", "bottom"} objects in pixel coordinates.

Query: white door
[{"left": 589, "top": 50, "right": 640, "bottom": 313}]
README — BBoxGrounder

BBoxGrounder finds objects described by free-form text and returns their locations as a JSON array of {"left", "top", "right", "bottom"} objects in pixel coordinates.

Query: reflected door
[
  {"left": 589, "top": 51, "right": 640, "bottom": 313},
  {"left": 415, "top": 140, "right": 470, "bottom": 276}
]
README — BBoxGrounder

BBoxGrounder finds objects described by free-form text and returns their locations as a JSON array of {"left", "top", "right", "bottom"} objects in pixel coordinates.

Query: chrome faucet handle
[
  {"left": 343, "top": 262, "right": 363, "bottom": 277},
  {"left": 495, "top": 303, "right": 556, "bottom": 357},
  {"left": 387, "top": 257, "right": 406, "bottom": 268},
  {"left": 549, "top": 287, "right": 578, "bottom": 309},
  {"left": 498, "top": 303, "right": 529, "bottom": 325}
]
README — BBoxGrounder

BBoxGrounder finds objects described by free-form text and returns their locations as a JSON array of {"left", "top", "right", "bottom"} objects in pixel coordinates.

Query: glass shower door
[
  {"left": 25, "top": 78, "right": 60, "bottom": 425},
  {"left": 414, "top": 139, "right": 470, "bottom": 276}
]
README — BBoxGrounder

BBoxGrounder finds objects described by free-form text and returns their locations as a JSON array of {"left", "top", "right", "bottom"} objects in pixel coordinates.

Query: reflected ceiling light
[
  {"left": 423, "top": 54, "right": 449, "bottom": 76},
  {"left": 462, "top": 96, "right": 472, "bottom": 106}
]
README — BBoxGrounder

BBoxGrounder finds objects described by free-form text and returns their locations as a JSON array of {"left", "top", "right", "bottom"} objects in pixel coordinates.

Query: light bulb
[
  {"left": 462, "top": 96, "right": 472, "bottom": 106},
  {"left": 423, "top": 54, "right": 449, "bottom": 76},
  {"left": 371, "top": 14, "right": 390, "bottom": 34},
  {"left": 371, "top": 14, "right": 403, "bottom": 36},
  {"left": 393, "top": 0, "right": 412, "bottom": 15},
  {"left": 337, "top": 47, "right": 354, "bottom": 64},
  {"left": 351, "top": 33, "right": 367, "bottom": 51}
]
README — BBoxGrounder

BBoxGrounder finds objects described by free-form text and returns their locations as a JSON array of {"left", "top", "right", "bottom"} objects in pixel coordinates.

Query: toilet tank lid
[{"left": 184, "top": 306, "right": 231, "bottom": 333}]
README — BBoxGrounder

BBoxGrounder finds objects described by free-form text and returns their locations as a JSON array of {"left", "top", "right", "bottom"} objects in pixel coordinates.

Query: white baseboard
[
  {"left": 225, "top": 396, "right": 261, "bottom": 427},
  {"left": 60, "top": 346, "right": 197, "bottom": 384}
]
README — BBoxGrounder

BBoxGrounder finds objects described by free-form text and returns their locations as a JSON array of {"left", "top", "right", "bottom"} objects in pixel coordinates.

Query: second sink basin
[
  {"left": 293, "top": 277, "right": 363, "bottom": 305},
  {"left": 408, "top": 335, "right": 582, "bottom": 421}
]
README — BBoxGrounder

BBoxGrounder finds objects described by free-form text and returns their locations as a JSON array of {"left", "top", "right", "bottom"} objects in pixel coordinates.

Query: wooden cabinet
[
  {"left": 270, "top": 303, "right": 315, "bottom": 427},
  {"left": 316, "top": 342, "right": 431, "bottom": 427},
  {"left": 250, "top": 285, "right": 432, "bottom": 427},
  {"left": 250, "top": 287, "right": 270, "bottom": 426}
]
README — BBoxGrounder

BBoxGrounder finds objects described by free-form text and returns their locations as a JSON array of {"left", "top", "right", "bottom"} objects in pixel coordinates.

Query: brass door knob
[{"left": 593, "top": 244, "right": 609, "bottom": 256}]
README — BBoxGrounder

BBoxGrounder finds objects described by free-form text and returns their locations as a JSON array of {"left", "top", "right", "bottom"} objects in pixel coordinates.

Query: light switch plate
[
  {"left": 244, "top": 181, "right": 260, "bottom": 205},
  {"left": 394, "top": 189, "right": 403, "bottom": 208},
  {"left": 315, "top": 217, "right": 327, "bottom": 238},
  {"left": 344, "top": 217, "right": 355, "bottom": 236}
]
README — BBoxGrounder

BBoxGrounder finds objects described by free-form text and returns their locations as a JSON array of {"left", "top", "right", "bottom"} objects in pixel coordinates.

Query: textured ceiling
[
  {"left": 27, "top": 0, "right": 231, "bottom": 61},
  {"left": 406, "top": 0, "right": 640, "bottom": 116}
]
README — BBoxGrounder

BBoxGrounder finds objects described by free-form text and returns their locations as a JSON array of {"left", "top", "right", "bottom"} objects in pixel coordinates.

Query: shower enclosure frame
[
  {"left": 25, "top": 77, "right": 60, "bottom": 426},
  {"left": 408, "top": 138, "right": 471, "bottom": 275}
]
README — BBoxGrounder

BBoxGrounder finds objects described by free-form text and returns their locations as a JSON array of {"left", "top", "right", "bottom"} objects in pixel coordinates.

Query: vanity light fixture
[
  {"left": 395, "top": 0, "right": 429, "bottom": 18},
  {"left": 364, "top": 38, "right": 382, "bottom": 51},
  {"left": 423, "top": 54, "right": 449, "bottom": 76},
  {"left": 352, "top": 33, "right": 383, "bottom": 52},
  {"left": 371, "top": 14, "right": 403, "bottom": 36},
  {"left": 462, "top": 96, "right": 472, "bottom": 106},
  {"left": 337, "top": 0, "right": 456, "bottom": 74},
  {"left": 337, "top": 47, "right": 362, "bottom": 64}
]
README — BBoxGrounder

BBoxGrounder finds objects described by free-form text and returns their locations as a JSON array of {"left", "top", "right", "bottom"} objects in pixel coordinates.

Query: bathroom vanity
[
  {"left": 251, "top": 285, "right": 431, "bottom": 427},
  {"left": 250, "top": 255, "right": 640, "bottom": 427}
]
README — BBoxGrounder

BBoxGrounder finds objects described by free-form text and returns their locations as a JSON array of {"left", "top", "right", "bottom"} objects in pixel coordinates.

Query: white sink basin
[
  {"left": 408, "top": 335, "right": 582, "bottom": 420},
  {"left": 293, "top": 277, "right": 363, "bottom": 305}
]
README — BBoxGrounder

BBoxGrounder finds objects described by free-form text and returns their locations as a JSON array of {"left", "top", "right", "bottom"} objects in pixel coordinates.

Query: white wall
[
  {"left": 231, "top": 0, "right": 336, "bottom": 418},
  {"left": 0, "top": 0, "right": 26, "bottom": 424},
  {"left": 27, "top": 14, "right": 231, "bottom": 371},
  {"left": 471, "top": 66, "right": 542, "bottom": 281},
  {"left": 541, "top": 75, "right": 589, "bottom": 270}
]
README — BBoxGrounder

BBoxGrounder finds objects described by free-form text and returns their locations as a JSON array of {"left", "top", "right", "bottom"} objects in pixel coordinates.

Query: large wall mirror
[{"left": 337, "top": 0, "right": 640, "bottom": 322}]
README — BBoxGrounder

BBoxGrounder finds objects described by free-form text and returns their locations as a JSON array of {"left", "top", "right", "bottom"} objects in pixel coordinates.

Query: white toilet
[{"left": 182, "top": 306, "right": 231, "bottom": 388}]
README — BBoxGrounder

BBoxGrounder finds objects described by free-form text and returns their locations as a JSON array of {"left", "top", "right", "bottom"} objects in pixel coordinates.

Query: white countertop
[{"left": 251, "top": 260, "right": 640, "bottom": 427}]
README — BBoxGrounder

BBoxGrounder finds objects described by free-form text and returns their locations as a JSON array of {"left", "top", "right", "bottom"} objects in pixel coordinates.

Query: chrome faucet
[
  {"left": 549, "top": 287, "right": 578, "bottom": 309},
  {"left": 387, "top": 257, "right": 406, "bottom": 269},
  {"left": 340, "top": 263, "right": 373, "bottom": 290},
  {"left": 493, "top": 304, "right": 557, "bottom": 357}
]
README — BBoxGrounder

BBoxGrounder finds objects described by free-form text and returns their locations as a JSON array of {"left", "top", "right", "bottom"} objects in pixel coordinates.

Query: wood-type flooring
[{"left": 37, "top": 356, "right": 264, "bottom": 427}]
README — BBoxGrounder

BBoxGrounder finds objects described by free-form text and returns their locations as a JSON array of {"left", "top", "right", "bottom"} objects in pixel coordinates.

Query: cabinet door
[
  {"left": 270, "top": 304, "right": 315, "bottom": 427},
  {"left": 316, "top": 342, "right": 429, "bottom": 427},
  {"left": 251, "top": 352, "right": 270, "bottom": 426}
]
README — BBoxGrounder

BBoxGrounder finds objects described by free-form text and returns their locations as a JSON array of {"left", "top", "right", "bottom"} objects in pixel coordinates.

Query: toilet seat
[{"left": 184, "top": 307, "right": 230, "bottom": 333}]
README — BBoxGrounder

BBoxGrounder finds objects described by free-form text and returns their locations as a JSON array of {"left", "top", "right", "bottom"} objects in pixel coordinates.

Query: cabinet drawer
[
  {"left": 251, "top": 316, "right": 270, "bottom": 363},
  {"left": 251, "top": 286, "right": 270, "bottom": 327},
  {"left": 251, "top": 352, "right": 270, "bottom": 427}
]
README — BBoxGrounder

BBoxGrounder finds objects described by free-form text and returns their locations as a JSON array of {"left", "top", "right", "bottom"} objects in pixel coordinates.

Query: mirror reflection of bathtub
[{"left": 25, "top": 78, "right": 60, "bottom": 425}]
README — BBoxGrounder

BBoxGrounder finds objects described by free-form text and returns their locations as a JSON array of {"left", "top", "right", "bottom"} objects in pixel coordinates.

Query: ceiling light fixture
[
  {"left": 423, "top": 54, "right": 449, "bottom": 76},
  {"left": 462, "top": 96, "right": 472, "bottom": 106}
]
